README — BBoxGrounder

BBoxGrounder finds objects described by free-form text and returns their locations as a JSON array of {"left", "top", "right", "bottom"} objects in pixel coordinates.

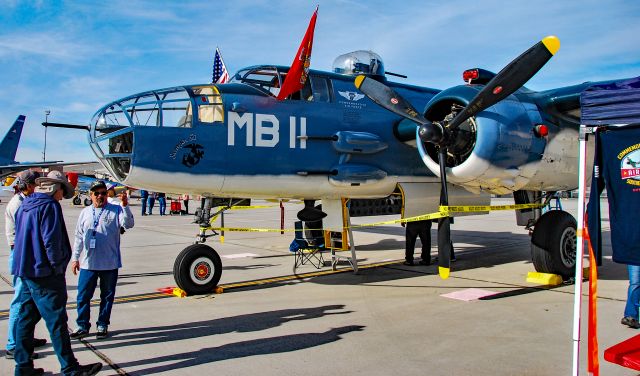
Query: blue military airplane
[{"left": 45, "top": 36, "right": 623, "bottom": 295}]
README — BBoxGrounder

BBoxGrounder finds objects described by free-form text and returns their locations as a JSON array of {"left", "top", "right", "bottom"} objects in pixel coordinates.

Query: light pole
[{"left": 43, "top": 110, "right": 50, "bottom": 161}]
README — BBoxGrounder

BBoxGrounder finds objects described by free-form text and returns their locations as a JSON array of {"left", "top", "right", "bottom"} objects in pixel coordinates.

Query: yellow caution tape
[{"left": 200, "top": 203, "right": 545, "bottom": 234}]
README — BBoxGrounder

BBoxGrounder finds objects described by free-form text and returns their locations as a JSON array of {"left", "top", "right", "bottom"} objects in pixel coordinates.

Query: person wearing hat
[
  {"left": 4, "top": 170, "right": 48, "bottom": 360},
  {"left": 70, "top": 180, "right": 134, "bottom": 340},
  {"left": 105, "top": 182, "right": 118, "bottom": 204},
  {"left": 12, "top": 170, "right": 103, "bottom": 375}
]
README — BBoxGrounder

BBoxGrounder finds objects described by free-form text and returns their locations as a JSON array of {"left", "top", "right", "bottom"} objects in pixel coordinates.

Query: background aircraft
[
  {"left": 46, "top": 36, "right": 628, "bottom": 295},
  {"left": 0, "top": 115, "right": 94, "bottom": 179}
]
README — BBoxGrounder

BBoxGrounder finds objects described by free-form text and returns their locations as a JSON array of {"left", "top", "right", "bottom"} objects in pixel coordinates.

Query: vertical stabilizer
[{"left": 0, "top": 115, "right": 26, "bottom": 164}]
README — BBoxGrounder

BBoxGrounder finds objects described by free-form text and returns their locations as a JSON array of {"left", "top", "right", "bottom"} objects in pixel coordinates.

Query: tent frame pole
[{"left": 572, "top": 125, "right": 595, "bottom": 376}]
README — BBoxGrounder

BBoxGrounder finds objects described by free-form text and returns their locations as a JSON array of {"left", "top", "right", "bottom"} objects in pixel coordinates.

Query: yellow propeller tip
[
  {"left": 542, "top": 35, "right": 560, "bottom": 55},
  {"left": 438, "top": 266, "right": 450, "bottom": 280},
  {"left": 354, "top": 75, "right": 365, "bottom": 89}
]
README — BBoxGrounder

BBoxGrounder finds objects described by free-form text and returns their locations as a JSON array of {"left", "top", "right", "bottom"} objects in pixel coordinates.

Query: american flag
[{"left": 212, "top": 47, "right": 230, "bottom": 84}]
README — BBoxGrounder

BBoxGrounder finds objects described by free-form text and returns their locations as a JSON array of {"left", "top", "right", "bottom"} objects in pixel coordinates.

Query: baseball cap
[
  {"left": 15, "top": 170, "right": 40, "bottom": 190},
  {"left": 90, "top": 180, "right": 107, "bottom": 192}
]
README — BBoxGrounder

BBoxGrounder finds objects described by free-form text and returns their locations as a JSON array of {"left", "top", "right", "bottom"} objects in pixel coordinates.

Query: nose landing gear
[{"left": 173, "top": 197, "right": 250, "bottom": 295}]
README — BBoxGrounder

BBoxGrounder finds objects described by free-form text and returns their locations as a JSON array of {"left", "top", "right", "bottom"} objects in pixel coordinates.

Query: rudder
[{"left": 0, "top": 115, "right": 26, "bottom": 163}]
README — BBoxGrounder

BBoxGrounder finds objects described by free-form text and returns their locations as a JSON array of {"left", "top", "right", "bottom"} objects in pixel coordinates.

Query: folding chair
[{"left": 292, "top": 220, "right": 325, "bottom": 272}]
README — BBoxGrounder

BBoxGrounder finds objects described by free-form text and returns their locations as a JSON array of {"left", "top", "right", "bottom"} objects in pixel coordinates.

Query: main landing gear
[
  {"left": 530, "top": 210, "right": 577, "bottom": 279},
  {"left": 173, "top": 197, "right": 249, "bottom": 295}
]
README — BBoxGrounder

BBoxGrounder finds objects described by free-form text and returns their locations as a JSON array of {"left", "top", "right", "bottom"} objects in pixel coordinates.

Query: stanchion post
[{"left": 572, "top": 125, "right": 592, "bottom": 375}]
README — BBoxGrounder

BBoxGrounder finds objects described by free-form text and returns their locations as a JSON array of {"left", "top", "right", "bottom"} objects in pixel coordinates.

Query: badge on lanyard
[{"left": 90, "top": 206, "right": 106, "bottom": 250}]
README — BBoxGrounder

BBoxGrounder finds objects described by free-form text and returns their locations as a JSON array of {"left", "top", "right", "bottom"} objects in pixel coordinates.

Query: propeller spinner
[{"left": 355, "top": 36, "right": 560, "bottom": 279}]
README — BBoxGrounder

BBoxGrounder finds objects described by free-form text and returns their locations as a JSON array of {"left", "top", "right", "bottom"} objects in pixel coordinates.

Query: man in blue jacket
[{"left": 12, "top": 171, "right": 102, "bottom": 376}]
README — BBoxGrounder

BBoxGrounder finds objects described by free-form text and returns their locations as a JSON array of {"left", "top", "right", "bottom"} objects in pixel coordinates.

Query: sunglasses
[{"left": 93, "top": 191, "right": 108, "bottom": 196}]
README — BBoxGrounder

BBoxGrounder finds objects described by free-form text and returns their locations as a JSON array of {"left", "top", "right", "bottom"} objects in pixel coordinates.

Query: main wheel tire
[
  {"left": 173, "top": 244, "right": 222, "bottom": 295},
  {"left": 531, "top": 210, "right": 577, "bottom": 278},
  {"left": 84, "top": 198, "right": 92, "bottom": 206},
  {"left": 73, "top": 196, "right": 81, "bottom": 205}
]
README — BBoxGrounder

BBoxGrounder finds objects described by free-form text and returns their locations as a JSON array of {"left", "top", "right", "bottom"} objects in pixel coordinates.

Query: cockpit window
[
  {"left": 191, "top": 86, "right": 224, "bottom": 124},
  {"left": 231, "top": 67, "right": 282, "bottom": 97},
  {"left": 231, "top": 67, "right": 332, "bottom": 103}
]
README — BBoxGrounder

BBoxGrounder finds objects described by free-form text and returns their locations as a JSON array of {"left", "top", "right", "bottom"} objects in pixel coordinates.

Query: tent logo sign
[{"left": 619, "top": 144, "right": 640, "bottom": 185}]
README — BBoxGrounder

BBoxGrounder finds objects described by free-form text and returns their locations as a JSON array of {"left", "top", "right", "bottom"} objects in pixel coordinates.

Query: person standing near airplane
[
  {"left": 12, "top": 171, "right": 103, "bottom": 375},
  {"left": 157, "top": 192, "right": 166, "bottom": 216},
  {"left": 182, "top": 194, "right": 190, "bottom": 215},
  {"left": 105, "top": 183, "right": 119, "bottom": 205},
  {"left": 4, "top": 170, "right": 48, "bottom": 360},
  {"left": 146, "top": 191, "right": 156, "bottom": 215},
  {"left": 139, "top": 189, "right": 148, "bottom": 216},
  {"left": 70, "top": 180, "right": 134, "bottom": 340},
  {"left": 622, "top": 265, "right": 640, "bottom": 329},
  {"left": 403, "top": 220, "right": 432, "bottom": 266}
]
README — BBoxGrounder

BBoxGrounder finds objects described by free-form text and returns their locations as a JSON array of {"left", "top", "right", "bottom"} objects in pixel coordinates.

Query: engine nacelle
[{"left": 417, "top": 85, "right": 583, "bottom": 195}]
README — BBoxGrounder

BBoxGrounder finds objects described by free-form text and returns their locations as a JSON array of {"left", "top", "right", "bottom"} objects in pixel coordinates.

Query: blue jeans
[
  {"left": 76, "top": 269, "right": 118, "bottom": 330},
  {"left": 141, "top": 197, "right": 147, "bottom": 215},
  {"left": 158, "top": 197, "right": 166, "bottom": 215},
  {"left": 625, "top": 264, "right": 640, "bottom": 320},
  {"left": 147, "top": 197, "right": 155, "bottom": 215},
  {"left": 14, "top": 275, "right": 78, "bottom": 375},
  {"left": 6, "top": 249, "right": 19, "bottom": 351}
]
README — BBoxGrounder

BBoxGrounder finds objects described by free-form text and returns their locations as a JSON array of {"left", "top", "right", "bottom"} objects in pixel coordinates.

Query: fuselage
[{"left": 89, "top": 66, "right": 440, "bottom": 199}]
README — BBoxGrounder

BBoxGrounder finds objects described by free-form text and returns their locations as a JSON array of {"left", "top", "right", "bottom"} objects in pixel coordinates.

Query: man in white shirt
[{"left": 70, "top": 180, "right": 134, "bottom": 339}]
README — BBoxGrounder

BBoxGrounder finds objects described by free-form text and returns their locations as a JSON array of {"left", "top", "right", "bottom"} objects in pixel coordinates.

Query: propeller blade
[
  {"left": 355, "top": 75, "right": 444, "bottom": 143},
  {"left": 436, "top": 147, "right": 451, "bottom": 279},
  {"left": 354, "top": 75, "right": 429, "bottom": 125},
  {"left": 447, "top": 35, "right": 560, "bottom": 131}
]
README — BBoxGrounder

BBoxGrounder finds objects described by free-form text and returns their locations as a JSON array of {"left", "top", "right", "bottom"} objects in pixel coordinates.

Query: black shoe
[
  {"left": 419, "top": 258, "right": 431, "bottom": 266},
  {"left": 403, "top": 260, "right": 415, "bottom": 266},
  {"left": 621, "top": 316, "right": 640, "bottom": 329},
  {"left": 72, "top": 362, "right": 103, "bottom": 376},
  {"left": 5, "top": 349, "right": 39, "bottom": 359},
  {"left": 32, "top": 338, "right": 47, "bottom": 348},
  {"left": 70, "top": 328, "right": 89, "bottom": 339},
  {"left": 18, "top": 368, "right": 44, "bottom": 376},
  {"left": 96, "top": 326, "right": 108, "bottom": 339}
]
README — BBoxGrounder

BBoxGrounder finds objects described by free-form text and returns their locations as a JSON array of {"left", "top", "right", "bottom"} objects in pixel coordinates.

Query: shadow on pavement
[
  {"left": 119, "top": 325, "right": 365, "bottom": 375},
  {"left": 71, "top": 305, "right": 354, "bottom": 354}
]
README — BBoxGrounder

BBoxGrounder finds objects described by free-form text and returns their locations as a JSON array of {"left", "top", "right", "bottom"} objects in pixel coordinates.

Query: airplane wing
[{"left": 0, "top": 161, "right": 97, "bottom": 180}]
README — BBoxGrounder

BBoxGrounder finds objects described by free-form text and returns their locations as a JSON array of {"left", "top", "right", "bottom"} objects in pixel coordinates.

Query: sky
[{"left": 1, "top": 0, "right": 639, "bottom": 163}]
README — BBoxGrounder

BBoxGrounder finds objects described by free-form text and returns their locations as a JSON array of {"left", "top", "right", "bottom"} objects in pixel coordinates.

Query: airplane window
[
  {"left": 161, "top": 103, "right": 191, "bottom": 128},
  {"left": 231, "top": 67, "right": 282, "bottom": 97},
  {"left": 192, "top": 86, "right": 224, "bottom": 124},
  {"left": 129, "top": 102, "right": 160, "bottom": 126},
  {"left": 101, "top": 106, "right": 132, "bottom": 129},
  {"left": 311, "top": 77, "right": 331, "bottom": 103}
]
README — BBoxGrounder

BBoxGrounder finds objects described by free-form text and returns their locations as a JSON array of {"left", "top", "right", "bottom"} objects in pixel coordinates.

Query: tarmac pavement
[{"left": 0, "top": 197, "right": 638, "bottom": 375}]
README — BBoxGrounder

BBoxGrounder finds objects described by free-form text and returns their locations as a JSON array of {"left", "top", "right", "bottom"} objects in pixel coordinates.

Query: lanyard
[{"left": 92, "top": 205, "right": 107, "bottom": 237}]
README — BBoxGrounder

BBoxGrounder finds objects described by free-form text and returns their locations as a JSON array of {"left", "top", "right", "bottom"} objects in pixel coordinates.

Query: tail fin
[{"left": 0, "top": 115, "right": 26, "bottom": 163}]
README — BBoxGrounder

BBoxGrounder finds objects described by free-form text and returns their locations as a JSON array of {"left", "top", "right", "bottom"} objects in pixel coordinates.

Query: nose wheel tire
[
  {"left": 73, "top": 196, "right": 81, "bottom": 206},
  {"left": 84, "top": 198, "right": 92, "bottom": 206},
  {"left": 531, "top": 210, "right": 577, "bottom": 279},
  {"left": 174, "top": 244, "right": 222, "bottom": 295}
]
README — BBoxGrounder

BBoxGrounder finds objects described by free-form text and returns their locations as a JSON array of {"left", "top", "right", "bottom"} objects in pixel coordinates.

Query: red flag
[{"left": 276, "top": 6, "right": 318, "bottom": 100}]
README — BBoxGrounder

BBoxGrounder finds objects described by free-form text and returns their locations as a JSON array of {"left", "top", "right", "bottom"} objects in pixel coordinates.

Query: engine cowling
[{"left": 417, "top": 85, "right": 580, "bottom": 195}]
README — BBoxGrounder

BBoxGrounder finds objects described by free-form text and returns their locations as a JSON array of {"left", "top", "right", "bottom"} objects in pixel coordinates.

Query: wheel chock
[
  {"left": 526, "top": 272, "right": 563, "bottom": 286},
  {"left": 604, "top": 334, "right": 640, "bottom": 371},
  {"left": 156, "top": 286, "right": 187, "bottom": 298},
  {"left": 156, "top": 287, "right": 175, "bottom": 295},
  {"left": 214, "top": 286, "right": 224, "bottom": 294}
]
